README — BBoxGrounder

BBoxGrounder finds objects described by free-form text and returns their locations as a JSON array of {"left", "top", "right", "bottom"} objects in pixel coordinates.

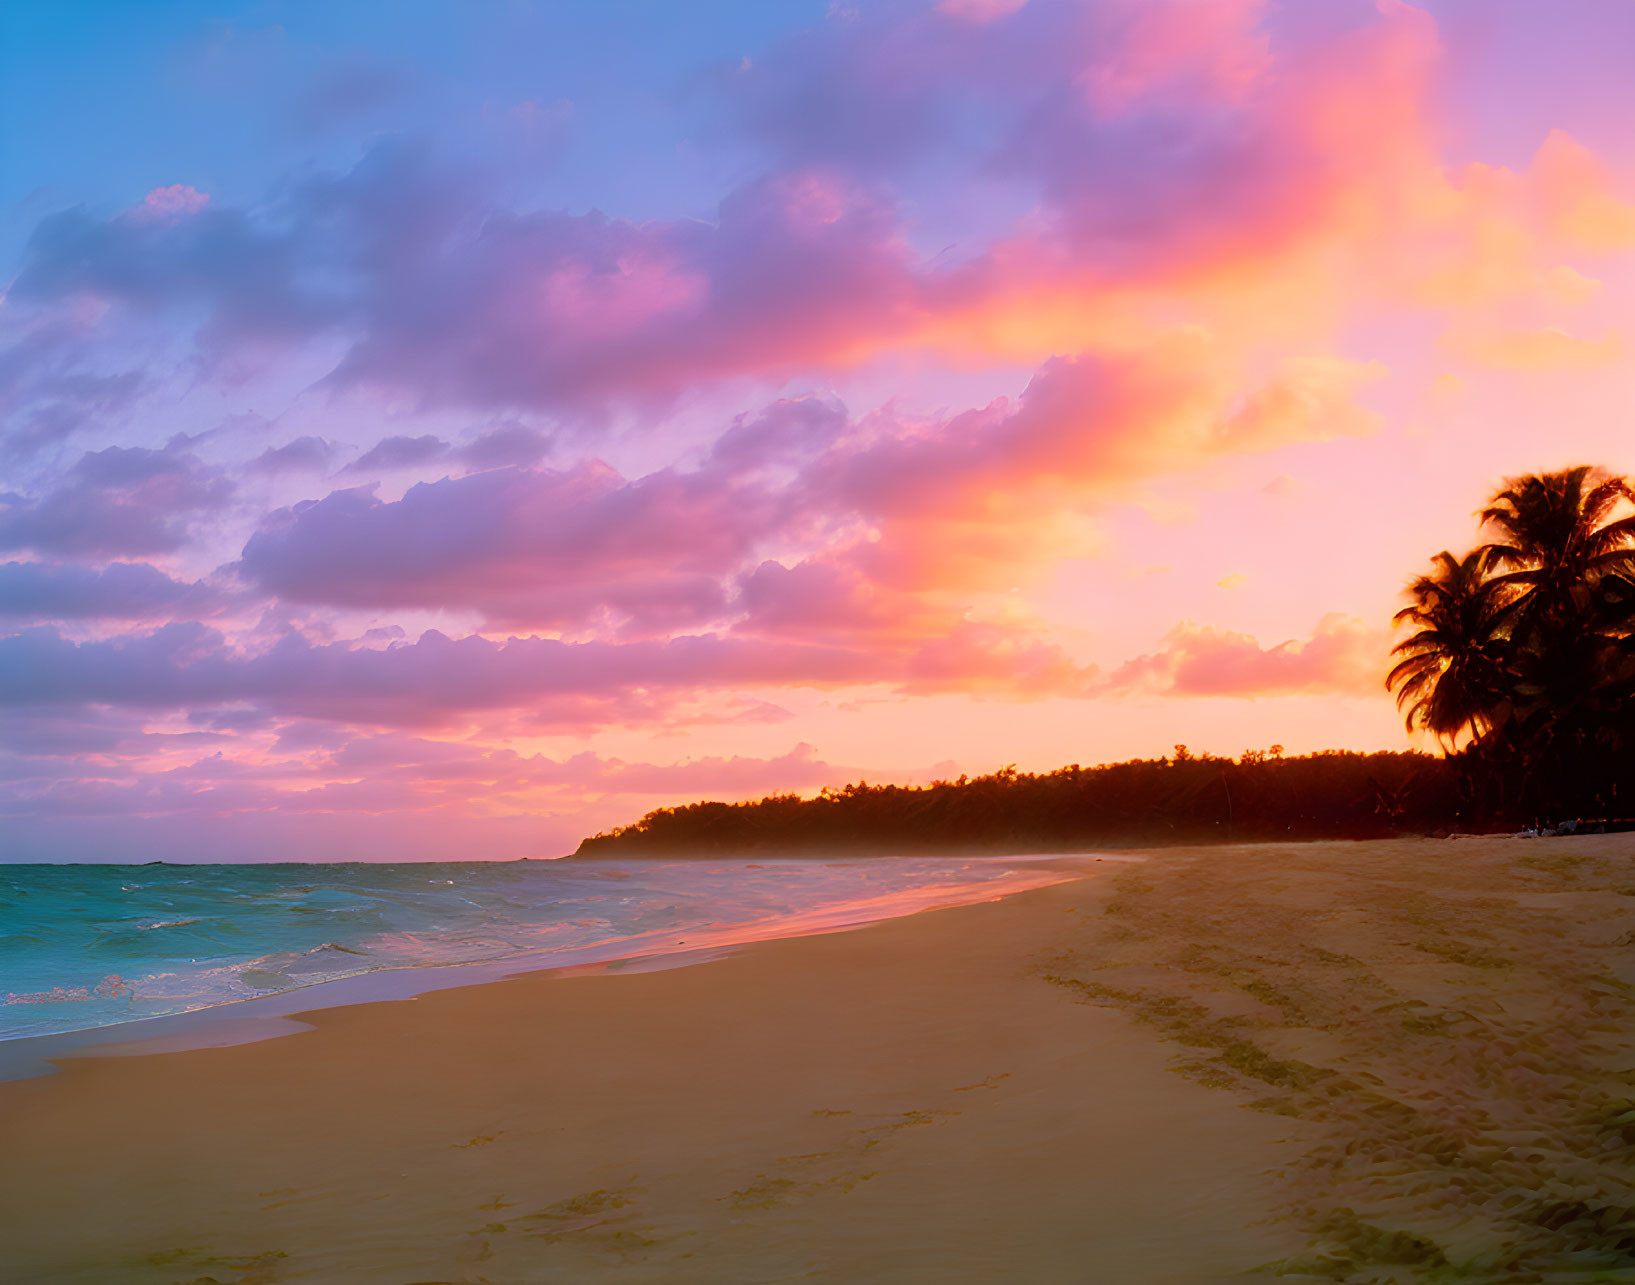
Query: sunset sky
[{"left": 5, "top": 0, "right": 1635, "bottom": 861}]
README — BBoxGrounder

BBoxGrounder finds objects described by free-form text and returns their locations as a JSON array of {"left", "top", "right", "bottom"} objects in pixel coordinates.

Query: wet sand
[{"left": 4, "top": 835, "right": 1634, "bottom": 1283}]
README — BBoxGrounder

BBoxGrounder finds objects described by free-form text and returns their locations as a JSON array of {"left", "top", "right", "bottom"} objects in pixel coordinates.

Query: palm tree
[
  {"left": 1390, "top": 468, "right": 1635, "bottom": 820},
  {"left": 1479, "top": 466, "right": 1635, "bottom": 649},
  {"left": 1476, "top": 468, "right": 1635, "bottom": 732},
  {"left": 1386, "top": 548, "right": 1510, "bottom": 745}
]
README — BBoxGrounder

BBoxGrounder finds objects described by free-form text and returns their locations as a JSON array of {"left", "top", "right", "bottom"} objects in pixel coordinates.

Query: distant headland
[{"left": 570, "top": 748, "right": 1472, "bottom": 858}]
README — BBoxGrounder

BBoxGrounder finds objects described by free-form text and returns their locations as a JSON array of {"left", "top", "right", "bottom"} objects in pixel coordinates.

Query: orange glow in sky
[{"left": 6, "top": 0, "right": 1635, "bottom": 858}]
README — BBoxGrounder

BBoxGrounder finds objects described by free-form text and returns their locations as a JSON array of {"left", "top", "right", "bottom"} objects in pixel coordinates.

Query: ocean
[{"left": 0, "top": 855, "right": 1081, "bottom": 1053}]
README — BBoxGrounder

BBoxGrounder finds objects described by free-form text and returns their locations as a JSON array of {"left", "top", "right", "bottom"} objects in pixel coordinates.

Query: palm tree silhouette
[
  {"left": 1387, "top": 548, "right": 1508, "bottom": 744},
  {"left": 1481, "top": 469, "right": 1635, "bottom": 732},
  {"left": 1390, "top": 466, "right": 1635, "bottom": 819},
  {"left": 1480, "top": 468, "right": 1635, "bottom": 649}
]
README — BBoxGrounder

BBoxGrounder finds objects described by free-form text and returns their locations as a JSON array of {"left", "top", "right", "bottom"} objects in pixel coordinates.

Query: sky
[{"left": 4, "top": 0, "right": 1635, "bottom": 861}]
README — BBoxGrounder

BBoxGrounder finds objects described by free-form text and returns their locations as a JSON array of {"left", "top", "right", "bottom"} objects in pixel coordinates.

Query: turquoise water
[{"left": 0, "top": 856, "right": 1071, "bottom": 1044}]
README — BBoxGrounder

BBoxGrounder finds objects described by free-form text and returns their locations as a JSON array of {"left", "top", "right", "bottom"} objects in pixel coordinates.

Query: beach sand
[{"left": 3, "top": 835, "right": 1634, "bottom": 1283}]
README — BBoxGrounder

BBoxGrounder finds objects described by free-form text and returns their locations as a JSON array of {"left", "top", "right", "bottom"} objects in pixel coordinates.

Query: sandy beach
[
  {"left": 14, "top": 6, "right": 1635, "bottom": 1282},
  {"left": 4, "top": 835, "right": 1635, "bottom": 1283}
]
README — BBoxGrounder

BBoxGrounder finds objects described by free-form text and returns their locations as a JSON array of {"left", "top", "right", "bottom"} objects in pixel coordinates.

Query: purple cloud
[
  {"left": 0, "top": 618, "right": 1089, "bottom": 728},
  {"left": 0, "top": 443, "right": 233, "bottom": 556},
  {"left": 238, "top": 401, "right": 846, "bottom": 629},
  {"left": 0, "top": 322, "right": 149, "bottom": 462},
  {"left": 12, "top": 197, "right": 331, "bottom": 347},
  {"left": 458, "top": 423, "right": 552, "bottom": 470},
  {"left": 251, "top": 436, "right": 338, "bottom": 474},
  {"left": 0, "top": 561, "right": 220, "bottom": 620},
  {"left": 346, "top": 433, "right": 451, "bottom": 473},
  {"left": 7, "top": 141, "right": 921, "bottom": 415}
]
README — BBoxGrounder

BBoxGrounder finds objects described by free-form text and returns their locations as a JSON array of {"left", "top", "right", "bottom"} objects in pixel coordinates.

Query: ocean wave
[
  {"left": 6, "top": 974, "right": 135, "bottom": 1006},
  {"left": 0, "top": 855, "right": 1075, "bottom": 1045},
  {"left": 87, "top": 918, "right": 245, "bottom": 956}
]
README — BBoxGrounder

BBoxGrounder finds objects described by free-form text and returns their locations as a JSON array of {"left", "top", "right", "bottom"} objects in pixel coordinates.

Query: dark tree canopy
[
  {"left": 572, "top": 749, "right": 1467, "bottom": 857},
  {"left": 1387, "top": 466, "right": 1635, "bottom": 820}
]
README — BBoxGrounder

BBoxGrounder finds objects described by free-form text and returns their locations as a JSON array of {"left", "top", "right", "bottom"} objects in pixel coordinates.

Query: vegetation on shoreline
[
  {"left": 573, "top": 748, "right": 1469, "bottom": 858},
  {"left": 1389, "top": 465, "right": 1635, "bottom": 820}
]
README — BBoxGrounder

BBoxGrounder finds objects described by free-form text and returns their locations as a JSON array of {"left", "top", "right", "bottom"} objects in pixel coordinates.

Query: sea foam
[{"left": 0, "top": 855, "right": 1078, "bottom": 1045}]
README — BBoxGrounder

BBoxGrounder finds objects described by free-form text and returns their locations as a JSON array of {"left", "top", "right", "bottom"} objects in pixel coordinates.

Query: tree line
[{"left": 571, "top": 749, "right": 1467, "bottom": 857}]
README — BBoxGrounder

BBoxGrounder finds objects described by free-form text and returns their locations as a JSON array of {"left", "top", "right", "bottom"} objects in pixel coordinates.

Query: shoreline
[
  {"left": 0, "top": 856, "right": 1309, "bottom": 1284},
  {"left": 0, "top": 851, "right": 1109, "bottom": 1081},
  {"left": 6, "top": 833, "right": 1633, "bottom": 1281}
]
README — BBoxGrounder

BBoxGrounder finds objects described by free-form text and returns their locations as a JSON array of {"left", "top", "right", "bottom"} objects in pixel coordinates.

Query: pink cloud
[
  {"left": 0, "top": 4, "right": 1439, "bottom": 418},
  {"left": 0, "top": 617, "right": 1093, "bottom": 730},
  {"left": 238, "top": 451, "right": 795, "bottom": 631},
  {"left": 1081, "top": 0, "right": 1272, "bottom": 116},
  {"left": 321, "top": 164, "right": 921, "bottom": 409},
  {"left": 0, "top": 442, "right": 233, "bottom": 557},
  {"left": 234, "top": 340, "right": 1380, "bottom": 661},
  {"left": 1530, "top": 129, "right": 1635, "bottom": 252},
  {"left": 936, "top": 0, "right": 1027, "bottom": 22},
  {"left": 2, "top": 728, "right": 838, "bottom": 835},
  {"left": 0, "top": 723, "right": 972, "bottom": 861},
  {"left": 1439, "top": 325, "right": 1624, "bottom": 371},
  {"left": 1101, "top": 615, "right": 1385, "bottom": 698},
  {"left": 137, "top": 184, "right": 210, "bottom": 220},
  {"left": 319, "top": 735, "right": 840, "bottom": 798}
]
